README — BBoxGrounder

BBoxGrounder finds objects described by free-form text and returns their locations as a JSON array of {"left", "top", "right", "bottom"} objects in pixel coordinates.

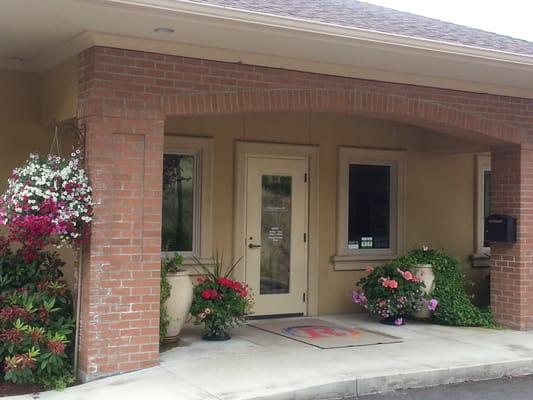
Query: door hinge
[
  {"left": 303, "top": 233, "right": 307, "bottom": 242},
  {"left": 303, "top": 292, "right": 306, "bottom": 303},
  {"left": 304, "top": 173, "right": 308, "bottom": 183}
]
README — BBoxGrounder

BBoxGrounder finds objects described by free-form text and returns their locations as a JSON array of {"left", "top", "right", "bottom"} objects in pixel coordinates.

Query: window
[
  {"left": 162, "top": 136, "right": 213, "bottom": 262},
  {"left": 476, "top": 155, "right": 491, "bottom": 255},
  {"left": 162, "top": 153, "right": 196, "bottom": 253},
  {"left": 348, "top": 164, "right": 391, "bottom": 250},
  {"left": 334, "top": 147, "right": 405, "bottom": 270}
]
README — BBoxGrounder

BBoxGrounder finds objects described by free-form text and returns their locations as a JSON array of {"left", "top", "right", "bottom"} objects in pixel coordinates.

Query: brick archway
[
  {"left": 163, "top": 89, "right": 528, "bottom": 145},
  {"left": 78, "top": 46, "right": 533, "bottom": 382}
]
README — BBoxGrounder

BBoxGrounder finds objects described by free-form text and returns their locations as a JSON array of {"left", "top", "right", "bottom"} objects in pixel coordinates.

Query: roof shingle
[{"left": 187, "top": 0, "right": 533, "bottom": 56}]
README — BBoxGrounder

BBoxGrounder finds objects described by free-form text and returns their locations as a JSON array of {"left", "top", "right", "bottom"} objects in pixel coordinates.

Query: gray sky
[{"left": 364, "top": 0, "right": 533, "bottom": 42}]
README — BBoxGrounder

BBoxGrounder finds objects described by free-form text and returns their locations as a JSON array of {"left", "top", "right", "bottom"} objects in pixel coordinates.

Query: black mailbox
[{"left": 484, "top": 214, "right": 517, "bottom": 243}]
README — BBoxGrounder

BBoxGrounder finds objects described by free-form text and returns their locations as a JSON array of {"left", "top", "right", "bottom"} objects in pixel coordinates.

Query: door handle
[{"left": 248, "top": 244, "right": 261, "bottom": 249}]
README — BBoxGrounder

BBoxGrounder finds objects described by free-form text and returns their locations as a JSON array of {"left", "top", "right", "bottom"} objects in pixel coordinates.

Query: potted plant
[
  {"left": 352, "top": 263, "right": 437, "bottom": 326},
  {"left": 411, "top": 257, "right": 436, "bottom": 319},
  {"left": 161, "top": 254, "right": 193, "bottom": 342},
  {"left": 190, "top": 254, "right": 252, "bottom": 340}
]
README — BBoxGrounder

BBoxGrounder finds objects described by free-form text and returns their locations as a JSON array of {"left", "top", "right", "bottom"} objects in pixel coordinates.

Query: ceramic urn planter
[
  {"left": 164, "top": 269, "right": 193, "bottom": 342},
  {"left": 412, "top": 263, "right": 435, "bottom": 319}
]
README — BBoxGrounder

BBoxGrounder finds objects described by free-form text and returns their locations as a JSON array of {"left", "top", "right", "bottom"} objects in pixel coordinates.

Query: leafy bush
[
  {"left": 0, "top": 236, "right": 75, "bottom": 389},
  {"left": 390, "top": 247, "right": 494, "bottom": 327}
]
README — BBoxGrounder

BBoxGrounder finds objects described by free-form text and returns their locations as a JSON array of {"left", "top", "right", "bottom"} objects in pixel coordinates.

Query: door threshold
[{"left": 246, "top": 313, "right": 304, "bottom": 320}]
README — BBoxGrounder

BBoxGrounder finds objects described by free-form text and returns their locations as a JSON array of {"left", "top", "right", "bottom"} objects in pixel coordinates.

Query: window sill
[
  {"left": 470, "top": 253, "right": 490, "bottom": 268},
  {"left": 332, "top": 253, "right": 397, "bottom": 271}
]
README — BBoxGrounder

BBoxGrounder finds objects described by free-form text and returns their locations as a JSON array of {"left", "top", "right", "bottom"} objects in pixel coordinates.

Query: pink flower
[
  {"left": 365, "top": 266, "right": 374, "bottom": 273},
  {"left": 201, "top": 289, "right": 219, "bottom": 300},
  {"left": 397, "top": 268, "right": 414, "bottom": 281},
  {"left": 428, "top": 298, "right": 439, "bottom": 311},
  {"left": 351, "top": 291, "right": 367, "bottom": 304},
  {"left": 379, "top": 277, "right": 398, "bottom": 289}
]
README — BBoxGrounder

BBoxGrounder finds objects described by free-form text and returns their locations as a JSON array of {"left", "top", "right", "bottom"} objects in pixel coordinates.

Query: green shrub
[
  {"left": 390, "top": 247, "right": 494, "bottom": 327},
  {"left": 0, "top": 237, "right": 75, "bottom": 389}
]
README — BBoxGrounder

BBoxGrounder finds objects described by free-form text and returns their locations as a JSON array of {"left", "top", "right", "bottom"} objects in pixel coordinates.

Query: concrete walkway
[{"left": 14, "top": 314, "right": 533, "bottom": 400}]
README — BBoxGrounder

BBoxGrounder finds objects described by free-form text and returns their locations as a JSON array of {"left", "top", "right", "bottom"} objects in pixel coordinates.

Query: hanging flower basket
[{"left": 0, "top": 150, "right": 93, "bottom": 259}]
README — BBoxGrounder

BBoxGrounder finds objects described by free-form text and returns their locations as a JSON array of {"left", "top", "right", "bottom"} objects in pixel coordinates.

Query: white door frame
[{"left": 233, "top": 141, "right": 319, "bottom": 316}]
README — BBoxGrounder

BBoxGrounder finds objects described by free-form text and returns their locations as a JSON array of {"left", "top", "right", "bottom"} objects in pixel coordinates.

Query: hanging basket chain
[
  {"left": 48, "top": 118, "right": 86, "bottom": 160},
  {"left": 48, "top": 125, "right": 62, "bottom": 158}
]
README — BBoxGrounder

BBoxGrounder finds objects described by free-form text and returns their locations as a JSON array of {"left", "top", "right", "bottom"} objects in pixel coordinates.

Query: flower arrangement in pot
[
  {"left": 0, "top": 151, "right": 93, "bottom": 260},
  {"left": 190, "top": 254, "right": 253, "bottom": 340},
  {"left": 352, "top": 264, "right": 438, "bottom": 326}
]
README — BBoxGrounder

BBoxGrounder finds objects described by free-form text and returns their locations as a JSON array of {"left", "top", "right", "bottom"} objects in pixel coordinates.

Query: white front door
[{"left": 244, "top": 156, "right": 308, "bottom": 316}]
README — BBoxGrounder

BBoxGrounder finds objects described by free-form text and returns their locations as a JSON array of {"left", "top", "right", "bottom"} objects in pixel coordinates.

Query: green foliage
[
  {"left": 0, "top": 239, "right": 75, "bottom": 389},
  {"left": 390, "top": 247, "right": 495, "bottom": 327},
  {"left": 159, "top": 254, "right": 183, "bottom": 343},
  {"left": 162, "top": 253, "right": 184, "bottom": 274},
  {"left": 190, "top": 254, "right": 251, "bottom": 338},
  {"left": 355, "top": 263, "right": 425, "bottom": 319}
]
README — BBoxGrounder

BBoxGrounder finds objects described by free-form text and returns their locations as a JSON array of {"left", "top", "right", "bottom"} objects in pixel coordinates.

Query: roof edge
[{"left": 101, "top": 0, "right": 533, "bottom": 65}]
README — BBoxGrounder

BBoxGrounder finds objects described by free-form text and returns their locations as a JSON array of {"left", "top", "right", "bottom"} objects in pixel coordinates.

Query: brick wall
[
  {"left": 77, "top": 45, "right": 533, "bottom": 380},
  {"left": 491, "top": 146, "right": 533, "bottom": 329}
]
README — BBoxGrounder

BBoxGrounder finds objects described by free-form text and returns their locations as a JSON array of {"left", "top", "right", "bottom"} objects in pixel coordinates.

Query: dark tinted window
[{"left": 347, "top": 164, "right": 390, "bottom": 250}]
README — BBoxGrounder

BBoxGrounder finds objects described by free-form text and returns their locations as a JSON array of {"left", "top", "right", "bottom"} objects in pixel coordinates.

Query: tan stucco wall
[
  {"left": 0, "top": 63, "right": 78, "bottom": 287},
  {"left": 165, "top": 112, "right": 490, "bottom": 315},
  {"left": 41, "top": 57, "right": 78, "bottom": 125}
]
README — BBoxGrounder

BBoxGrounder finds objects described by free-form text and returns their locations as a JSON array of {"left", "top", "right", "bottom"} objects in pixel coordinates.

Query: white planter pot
[
  {"left": 411, "top": 264, "right": 435, "bottom": 319},
  {"left": 164, "top": 270, "right": 193, "bottom": 342}
]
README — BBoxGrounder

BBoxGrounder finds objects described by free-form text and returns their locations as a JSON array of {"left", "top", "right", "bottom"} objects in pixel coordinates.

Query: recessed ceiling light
[{"left": 154, "top": 27, "right": 175, "bottom": 33}]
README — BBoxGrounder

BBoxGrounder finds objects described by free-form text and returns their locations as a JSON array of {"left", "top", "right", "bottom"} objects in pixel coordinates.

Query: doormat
[{"left": 248, "top": 318, "right": 402, "bottom": 349}]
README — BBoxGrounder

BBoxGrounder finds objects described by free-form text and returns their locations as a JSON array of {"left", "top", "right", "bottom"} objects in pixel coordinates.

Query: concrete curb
[{"left": 247, "top": 359, "right": 533, "bottom": 399}]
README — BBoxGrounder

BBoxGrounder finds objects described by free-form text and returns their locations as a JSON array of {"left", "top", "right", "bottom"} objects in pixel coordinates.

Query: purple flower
[
  {"left": 394, "top": 318, "right": 404, "bottom": 326},
  {"left": 427, "top": 298, "right": 439, "bottom": 311},
  {"left": 351, "top": 291, "right": 367, "bottom": 304}
]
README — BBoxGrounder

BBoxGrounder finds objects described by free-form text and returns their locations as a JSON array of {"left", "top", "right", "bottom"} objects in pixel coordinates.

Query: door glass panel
[
  {"left": 260, "top": 175, "right": 292, "bottom": 295},
  {"left": 162, "top": 154, "right": 195, "bottom": 252}
]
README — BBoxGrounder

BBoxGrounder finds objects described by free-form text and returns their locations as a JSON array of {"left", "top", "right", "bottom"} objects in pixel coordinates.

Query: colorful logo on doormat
[{"left": 282, "top": 325, "right": 361, "bottom": 339}]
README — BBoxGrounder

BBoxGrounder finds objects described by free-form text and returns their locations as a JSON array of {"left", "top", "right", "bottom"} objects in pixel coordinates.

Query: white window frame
[
  {"left": 162, "top": 135, "right": 213, "bottom": 267},
  {"left": 333, "top": 147, "right": 406, "bottom": 270},
  {"left": 476, "top": 154, "right": 491, "bottom": 256}
]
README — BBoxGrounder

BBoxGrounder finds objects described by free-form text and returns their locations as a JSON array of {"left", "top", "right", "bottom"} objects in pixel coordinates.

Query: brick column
[
  {"left": 77, "top": 48, "right": 165, "bottom": 381},
  {"left": 490, "top": 145, "right": 533, "bottom": 330}
]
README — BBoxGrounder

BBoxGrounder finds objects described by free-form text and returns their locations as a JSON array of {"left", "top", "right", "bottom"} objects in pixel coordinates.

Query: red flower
[
  {"left": 0, "top": 306, "right": 32, "bottom": 323},
  {"left": 0, "top": 328, "right": 24, "bottom": 344},
  {"left": 47, "top": 340, "right": 66, "bottom": 354},
  {"left": 201, "top": 289, "right": 219, "bottom": 300}
]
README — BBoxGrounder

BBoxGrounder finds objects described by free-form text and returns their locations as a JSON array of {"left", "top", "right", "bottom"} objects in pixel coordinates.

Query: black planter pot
[
  {"left": 202, "top": 332, "right": 231, "bottom": 341},
  {"left": 380, "top": 315, "right": 406, "bottom": 326}
]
